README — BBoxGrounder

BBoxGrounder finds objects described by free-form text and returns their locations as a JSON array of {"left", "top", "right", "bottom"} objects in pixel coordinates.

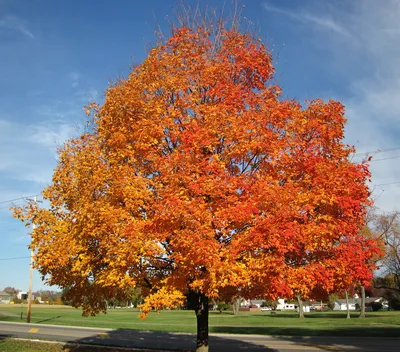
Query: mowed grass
[
  {"left": 1, "top": 304, "right": 400, "bottom": 337},
  {"left": 0, "top": 338, "right": 158, "bottom": 352}
]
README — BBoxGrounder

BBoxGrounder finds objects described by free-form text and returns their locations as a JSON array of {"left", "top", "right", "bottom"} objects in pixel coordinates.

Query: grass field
[
  {"left": 1, "top": 304, "right": 400, "bottom": 337},
  {"left": 0, "top": 338, "right": 159, "bottom": 352}
]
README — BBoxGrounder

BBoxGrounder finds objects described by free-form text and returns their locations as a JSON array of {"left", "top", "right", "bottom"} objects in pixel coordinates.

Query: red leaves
[{"left": 11, "top": 22, "right": 378, "bottom": 315}]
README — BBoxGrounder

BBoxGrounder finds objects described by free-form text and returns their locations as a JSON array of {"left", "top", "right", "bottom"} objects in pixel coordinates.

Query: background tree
[
  {"left": 370, "top": 211, "right": 400, "bottom": 309},
  {"left": 61, "top": 287, "right": 73, "bottom": 306},
  {"left": 374, "top": 275, "right": 400, "bottom": 309},
  {"left": 3, "top": 287, "right": 20, "bottom": 299},
  {"left": 262, "top": 299, "right": 278, "bottom": 309},
  {"left": 13, "top": 11, "right": 377, "bottom": 352},
  {"left": 32, "top": 290, "right": 62, "bottom": 303},
  {"left": 375, "top": 212, "right": 400, "bottom": 289},
  {"left": 128, "top": 286, "right": 144, "bottom": 307},
  {"left": 218, "top": 286, "right": 241, "bottom": 315},
  {"left": 327, "top": 294, "right": 338, "bottom": 311}
]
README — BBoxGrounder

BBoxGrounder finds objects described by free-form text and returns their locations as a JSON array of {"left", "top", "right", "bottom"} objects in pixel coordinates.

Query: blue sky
[{"left": 1, "top": 0, "right": 400, "bottom": 291}]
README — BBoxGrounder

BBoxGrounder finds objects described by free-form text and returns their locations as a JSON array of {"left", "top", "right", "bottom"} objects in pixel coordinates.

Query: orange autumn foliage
[{"left": 13, "top": 25, "right": 377, "bottom": 321}]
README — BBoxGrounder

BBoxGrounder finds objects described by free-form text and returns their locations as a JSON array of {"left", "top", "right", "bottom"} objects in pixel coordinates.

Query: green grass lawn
[
  {"left": 1, "top": 305, "right": 400, "bottom": 337},
  {"left": 0, "top": 338, "right": 158, "bottom": 352}
]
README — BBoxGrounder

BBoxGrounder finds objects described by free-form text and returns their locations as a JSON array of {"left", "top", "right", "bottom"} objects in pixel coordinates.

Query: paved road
[{"left": 1, "top": 321, "right": 399, "bottom": 351}]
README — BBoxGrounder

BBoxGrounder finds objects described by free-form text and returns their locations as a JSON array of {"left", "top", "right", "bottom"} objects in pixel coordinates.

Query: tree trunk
[
  {"left": 194, "top": 292, "right": 209, "bottom": 352},
  {"left": 345, "top": 289, "right": 350, "bottom": 319},
  {"left": 232, "top": 297, "right": 240, "bottom": 315},
  {"left": 297, "top": 295, "right": 305, "bottom": 319},
  {"left": 359, "top": 285, "right": 366, "bottom": 318}
]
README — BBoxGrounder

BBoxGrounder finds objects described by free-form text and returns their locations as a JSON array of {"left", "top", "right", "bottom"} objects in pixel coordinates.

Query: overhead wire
[
  {"left": 0, "top": 195, "right": 40, "bottom": 205},
  {"left": 373, "top": 181, "right": 400, "bottom": 187},
  {"left": 369, "top": 155, "right": 400, "bottom": 162},
  {"left": 0, "top": 256, "right": 30, "bottom": 261},
  {"left": 353, "top": 146, "right": 400, "bottom": 157}
]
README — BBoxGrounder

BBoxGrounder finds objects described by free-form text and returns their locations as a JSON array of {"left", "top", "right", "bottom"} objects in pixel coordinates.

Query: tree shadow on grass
[
  {"left": 0, "top": 334, "right": 11, "bottom": 341},
  {"left": 66, "top": 327, "right": 400, "bottom": 352},
  {"left": 0, "top": 326, "right": 274, "bottom": 351},
  {"left": 36, "top": 315, "right": 62, "bottom": 324},
  {"left": 68, "top": 328, "right": 275, "bottom": 351},
  {"left": 211, "top": 327, "right": 400, "bottom": 352},
  {"left": 211, "top": 325, "right": 400, "bottom": 337},
  {"left": 256, "top": 312, "right": 383, "bottom": 319},
  {"left": 276, "top": 335, "right": 400, "bottom": 352}
]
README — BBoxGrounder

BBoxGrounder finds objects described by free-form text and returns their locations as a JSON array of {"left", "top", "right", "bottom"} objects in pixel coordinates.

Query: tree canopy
[{"left": 13, "top": 21, "right": 379, "bottom": 351}]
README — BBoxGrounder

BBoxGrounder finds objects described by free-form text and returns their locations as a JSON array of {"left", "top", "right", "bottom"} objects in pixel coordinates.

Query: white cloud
[
  {"left": 69, "top": 72, "right": 80, "bottom": 81},
  {"left": 0, "top": 15, "right": 34, "bottom": 39},
  {"left": 264, "top": 0, "right": 400, "bottom": 212},
  {"left": 338, "top": 2, "right": 400, "bottom": 212},
  {"left": 69, "top": 71, "right": 81, "bottom": 88},
  {"left": 74, "top": 88, "right": 100, "bottom": 105},
  {"left": 0, "top": 90, "right": 84, "bottom": 187},
  {"left": 0, "top": 118, "right": 76, "bottom": 185},
  {"left": 32, "top": 122, "right": 78, "bottom": 150},
  {"left": 0, "top": 90, "right": 96, "bottom": 188},
  {"left": 262, "top": 2, "right": 351, "bottom": 38}
]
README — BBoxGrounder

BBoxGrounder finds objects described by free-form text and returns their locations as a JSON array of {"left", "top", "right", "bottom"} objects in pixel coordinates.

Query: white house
[
  {"left": 17, "top": 291, "right": 28, "bottom": 300},
  {"left": 333, "top": 297, "right": 384, "bottom": 311},
  {"left": 240, "top": 299, "right": 264, "bottom": 308},
  {"left": 276, "top": 298, "right": 313, "bottom": 312},
  {"left": 334, "top": 299, "right": 357, "bottom": 311},
  {"left": 0, "top": 291, "right": 11, "bottom": 304},
  {"left": 17, "top": 291, "right": 35, "bottom": 301},
  {"left": 278, "top": 298, "right": 309, "bottom": 311},
  {"left": 241, "top": 298, "right": 313, "bottom": 312},
  {"left": 277, "top": 298, "right": 296, "bottom": 310}
]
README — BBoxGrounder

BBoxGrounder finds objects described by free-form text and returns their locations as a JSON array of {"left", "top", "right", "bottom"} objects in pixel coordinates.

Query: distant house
[
  {"left": 0, "top": 291, "right": 11, "bottom": 304},
  {"left": 240, "top": 298, "right": 316, "bottom": 312},
  {"left": 277, "top": 298, "right": 296, "bottom": 310},
  {"left": 17, "top": 291, "right": 27, "bottom": 300},
  {"left": 240, "top": 299, "right": 264, "bottom": 308},
  {"left": 333, "top": 297, "right": 384, "bottom": 311},
  {"left": 301, "top": 301, "right": 315, "bottom": 313},
  {"left": 36, "top": 296, "right": 45, "bottom": 304},
  {"left": 277, "top": 299, "right": 314, "bottom": 312},
  {"left": 17, "top": 291, "right": 33, "bottom": 300}
]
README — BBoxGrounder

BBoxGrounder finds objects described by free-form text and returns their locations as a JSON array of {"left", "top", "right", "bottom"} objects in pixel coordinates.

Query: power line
[
  {"left": 373, "top": 181, "right": 400, "bottom": 187},
  {"left": 369, "top": 155, "right": 400, "bottom": 163},
  {"left": 0, "top": 200, "right": 29, "bottom": 210},
  {"left": 0, "top": 195, "right": 40, "bottom": 205},
  {"left": 0, "top": 256, "right": 30, "bottom": 261},
  {"left": 353, "top": 146, "right": 400, "bottom": 157}
]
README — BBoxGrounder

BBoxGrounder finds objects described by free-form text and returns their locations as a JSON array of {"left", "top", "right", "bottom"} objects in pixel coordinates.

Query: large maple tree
[{"left": 14, "top": 22, "right": 378, "bottom": 351}]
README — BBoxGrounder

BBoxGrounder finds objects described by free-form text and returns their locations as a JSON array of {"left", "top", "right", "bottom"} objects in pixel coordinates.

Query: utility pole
[{"left": 26, "top": 196, "right": 36, "bottom": 323}]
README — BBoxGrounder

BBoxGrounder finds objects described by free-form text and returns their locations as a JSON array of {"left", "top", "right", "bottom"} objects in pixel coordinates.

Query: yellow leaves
[
  {"left": 138, "top": 287, "right": 185, "bottom": 319},
  {"left": 83, "top": 102, "right": 99, "bottom": 116},
  {"left": 9, "top": 19, "right": 375, "bottom": 319}
]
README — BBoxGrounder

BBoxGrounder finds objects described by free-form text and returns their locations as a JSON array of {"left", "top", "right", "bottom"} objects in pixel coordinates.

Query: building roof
[
  {"left": 249, "top": 300, "right": 264, "bottom": 305},
  {"left": 336, "top": 297, "right": 382, "bottom": 304},
  {"left": 0, "top": 291, "right": 11, "bottom": 297}
]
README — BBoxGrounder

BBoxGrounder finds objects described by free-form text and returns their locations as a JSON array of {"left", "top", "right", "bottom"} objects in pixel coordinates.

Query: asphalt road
[{"left": 0, "top": 321, "right": 399, "bottom": 351}]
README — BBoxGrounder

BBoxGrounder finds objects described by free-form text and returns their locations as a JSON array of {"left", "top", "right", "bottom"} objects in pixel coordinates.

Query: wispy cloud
[
  {"left": 263, "top": 0, "right": 400, "bottom": 212},
  {"left": 0, "top": 15, "right": 34, "bottom": 39},
  {"left": 0, "top": 118, "right": 73, "bottom": 185},
  {"left": 69, "top": 71, "right": 80, "bottom": 88},
  {"left": 263, "top": 2, "right": 351, "bottom": 38},
  {"left": 32, "top": 121, "right": 78, "bottom": 150},
  {"left": 0, "top": 95, "right": 83, "bottom": 186}
]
